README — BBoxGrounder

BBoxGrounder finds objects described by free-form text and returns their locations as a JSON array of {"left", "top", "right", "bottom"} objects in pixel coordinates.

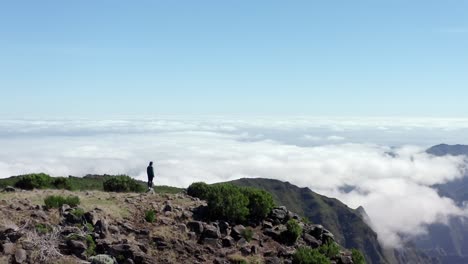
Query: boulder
[
  {"left": 68, "top": 239, "right": 87, "bottom": 259},
  {"left": 89, "top": 254, "right": 116, "bottom": 264},
  {"left": 2, "top": 186, "right": 16, "bottom": 192},
  {"left": 265, "top": 257, "right": 282, "bottom": 264},
  {"left": 218, "top": 222, "right": 231, "bottom": 236},
  {"left": 322, "top": 229, "right": 335, "bottom": 242},
  {"left": 95, "top": 219, "right": 109, "bottom": 238},
  {"left": 187, "top": 221, "right": 204, "bottom": 234},
  {"left": 231, "top": 225, "right": 245, "bottom": 240},
  {"left": 270, "top": 206, "right": 288, "bottom": 223},
  {"left": 1, "top": 242, "right": 15, "bottom": 255},
  {"left": 163, "top": 204, "right": 173, "bottom": 212},
  {"left": 303, "top": 233, "right": 322, "bottom": 248},
  {"left": 203, "top": 224, "right": 221, "bottom": 239},
  {"left": 340, "top": 254, "right": 353, "bottom": 264},
  {"left": 177, "top": 224, "right": 188, "bottom": 233},
  {"left": 14, "top": 248, "right": 27, "bottom": 263},
  {"left": 202, "top": 238, "right": 220, "bottom": 248},
  {"left": 222, "top": 236, "right": 235, "bottom": 248}
]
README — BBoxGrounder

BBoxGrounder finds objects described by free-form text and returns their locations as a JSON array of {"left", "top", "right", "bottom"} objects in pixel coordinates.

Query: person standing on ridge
[{"left": 147, "top": 161, "right": 155, "bottom": 190}]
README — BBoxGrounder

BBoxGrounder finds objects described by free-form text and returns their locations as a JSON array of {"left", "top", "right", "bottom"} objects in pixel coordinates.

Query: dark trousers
[{"left": 148, "top": 177, "right": 154, "bottom": 188}]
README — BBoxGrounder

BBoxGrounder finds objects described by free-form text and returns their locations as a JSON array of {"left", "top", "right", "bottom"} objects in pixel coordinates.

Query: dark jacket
[{"left": 147, "top": 165, "right": 154, "bottom": 179}]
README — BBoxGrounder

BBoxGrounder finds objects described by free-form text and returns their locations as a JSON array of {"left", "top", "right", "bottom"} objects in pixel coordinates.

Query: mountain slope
[
  {"left": 228, "top": 177, "right": 389, "bottom": 264},
  {"left": 418, "top": 144, "right": 468, "bottom": 264}
]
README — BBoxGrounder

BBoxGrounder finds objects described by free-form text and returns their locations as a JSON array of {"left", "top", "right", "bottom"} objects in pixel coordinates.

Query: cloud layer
[{"left": 1, "top": 117, "right": 468, "bottom": 247}]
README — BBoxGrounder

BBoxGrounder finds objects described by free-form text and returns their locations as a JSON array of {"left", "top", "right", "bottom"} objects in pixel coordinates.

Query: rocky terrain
[{"left": 0, "top": 188, "right": 357, "bottom": 264}]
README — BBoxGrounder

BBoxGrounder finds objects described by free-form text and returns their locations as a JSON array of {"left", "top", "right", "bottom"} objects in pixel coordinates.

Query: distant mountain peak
[{"left": 426, "top": 144, "right": 468, "bottom": 157}]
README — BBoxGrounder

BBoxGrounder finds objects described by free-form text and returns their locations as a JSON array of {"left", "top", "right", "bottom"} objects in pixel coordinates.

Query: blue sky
[{"left": 0, "top": 0, "right": 467, "bottom": 117}]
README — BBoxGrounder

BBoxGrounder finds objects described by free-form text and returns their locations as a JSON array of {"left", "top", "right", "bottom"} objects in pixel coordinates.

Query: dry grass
[{"left": 26, "top": 228, "right": 64, "bottom": 263}]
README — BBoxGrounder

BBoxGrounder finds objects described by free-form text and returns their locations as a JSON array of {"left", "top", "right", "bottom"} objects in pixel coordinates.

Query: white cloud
[{"left": 0, "top": 117, "right": 468, "bottom": 248}]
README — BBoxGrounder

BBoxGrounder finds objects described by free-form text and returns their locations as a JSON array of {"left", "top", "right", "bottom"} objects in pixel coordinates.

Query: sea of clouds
[{"left": 1, "top": 116, "right": 468, "bottom": 248}]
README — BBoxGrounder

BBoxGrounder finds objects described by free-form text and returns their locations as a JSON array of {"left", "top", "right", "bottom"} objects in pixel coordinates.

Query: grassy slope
[
  {"left": 0, "top": 174, "right": 183, "bottom": 194},
  {"left": 228, "top": 177, "right": 389, "bottom": 264}
]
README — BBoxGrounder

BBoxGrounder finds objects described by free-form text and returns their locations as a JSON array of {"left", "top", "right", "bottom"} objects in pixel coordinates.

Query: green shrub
[
  {"left": 52, "top": 177, "right": 73, "bottom": 190},
  {"left": 145, "top": 210, "right": 156, "bottom": 223},
  {"left": 319, "top": 241, "right": 340, "bottom": 259},
  {"left": 85, "top": 223, "right": 94, "bottom": 232},
  {"left": 71, "top": 208, "right": 85, "bottom": 218},
  {"left": 15, "top": 173, "right": 52, "bottom": 190},
  {"left": 35, "top": 223, "right": 52, "bottom": 234},
  {"left": 187, "top": 182, "right": 211, "bottom": 199},
  {"left": 44, "top": 195, "right": 80, "bottom": 209},
  {"left": 283, "top": 219, "right": 303, "bottom": 244},
  {"left": 103, "top": 175, "right": 145, "bottom": 193},
  {"left": 206, "top": 184, "right": 249, "bottom": 223},
  {"left": 293, "top": 247, "right": 330, "bottom": 264},
  {"left": 241, "top": 228, "right": 254, "bottom": 242},
  {"left": 242, "top": 187, "right": 275, "bottom": 221},
  {"left": 85, "top": 235, "right": 96, "bottom": 257},
  {"left": 188, "top": 182, "right": 275, "bottom": 224},
  {"left": 351, "top": 249, "right": 366, "bottom": 264}
]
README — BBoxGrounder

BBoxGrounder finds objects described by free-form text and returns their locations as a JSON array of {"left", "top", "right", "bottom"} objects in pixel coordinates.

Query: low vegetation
[
  {"left": 2, "top": 173, "right": 183, "bottom": 193},
  {"left": 241, "top": 227, "right": 254, "bottom": 242},
  {"left": 102, "top": 175, "right": 146, "bottom": 193},
  {"left": 44, "top": 195, "right": 80, "bottom": 209},
  {"left": 145, "top": 209, "right": 157, "bottom": 223},
  {"left": 292, "top": 247, "right": 331, "bottom": 264},
  {"left": 351, "top": 249, "right": 366, "bottom": 264},
  {"left": 187, "top": 182, "right": 275, "bottom": 223},
  {"left": 283, "top": 219, "right": 302, "bottom": 244},
  {"left": 319, "top": 241, "right": 341, "bottom": 259}
]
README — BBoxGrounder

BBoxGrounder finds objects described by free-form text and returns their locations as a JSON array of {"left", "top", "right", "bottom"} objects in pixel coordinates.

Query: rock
[
  {"left": 263, "top": 228, "right": 282, "bottom": 241},
  {"left": 262, "top": 221, "right": 274, "bottom": 229},
  {"left": 120, "top": 222, "right": 137, "bottom": 233},
  {"left": 251, "top": 245, "right": 258, "bottom": 254},
  {"left": 2, "top": 242, "right": 15, "bottom": 255},
  {"left": 240, "top": 246, "right": 251, "bottom": 255},
  {"left": 237, "top": 238, "right": 249, "bottom": 247},
  {"left": 95, "top": 220, "right": 109, "bottom": 238},
  {"left": 152, "top": 236, "right": 170, "bottom": 250},
  {"left": 202, "top": 238, "right": 220, "bottom": 248},
  {"left": 108, "top": 225, "right": 120, "bottom": 235},
  {"left": 177, "top": 224, "right": 188, "bottom": 233},
  {"left": 188, "top": 232, "right": 197, "bottom": 241},
  {"left": 68, "top": 239, "right": 87, "bottom": 259},
  {"left": 278, "top": 246, "right": 295, "bottom": 258},
  {"left": 203, "top": 224, "right": 221, "bottom": 239},
  {"left": 265, "top": 257, "right": 282, "bottom": 264},
  {"left": 270, "top": 206, "right": 288, "bottom": 224},
  {"left": 303, "top": 233, "right": 322, "bottom": 248},
  {"left": 60, "top": 204, "right": 71, "bottom": 214},
  {"left": 163, "top": 204, "right": 173, "bottom": 212},
  {"left": 2, "top": 186, "right": 16, "bottom": 192},
  {"left": 187, "top": 221, "right": 204, "bottom": 234},
  {"left": 89, "top": 254, "right": 116, "bottom": 264},
  {"left": 30, "top": 210, "right": 48, "bottom": 220},
  {"left": 309, "top": 225, "right": 324, "bottom": 240},
  {"left": 214, "top": 257, "right": 229, "bottom": 264},
  {"left": 85, "top": 211, "right": 99, "bottom": 225},
  {"left": 222, "top": 236, "right": 235, "bottom": 248},
  {"left": 340, "top": 255, "right": 353, "bottom": 264},
  {"left": 182, "top": 210, "right": 193, "bottom": 219},
  {"left": 218, "top": 222, "right": 230, "bottom": 236},
  {"left": 107, "top": 243, "right": 151, "bottom": 263},
  {"left": 21, "top": 241, "right": 35, "bottom": 251},
  {"left": 0, "top": 229, "right": 22, "bottom": 243},
  {"left": 322, "top": 229, "right": 335, "bottom": 243},
  {"left": 14, "top": 248, "right": 27, "bottom": 263},
  {"left": 231, "top": 225, "right": 245, "bottom": 240}
]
